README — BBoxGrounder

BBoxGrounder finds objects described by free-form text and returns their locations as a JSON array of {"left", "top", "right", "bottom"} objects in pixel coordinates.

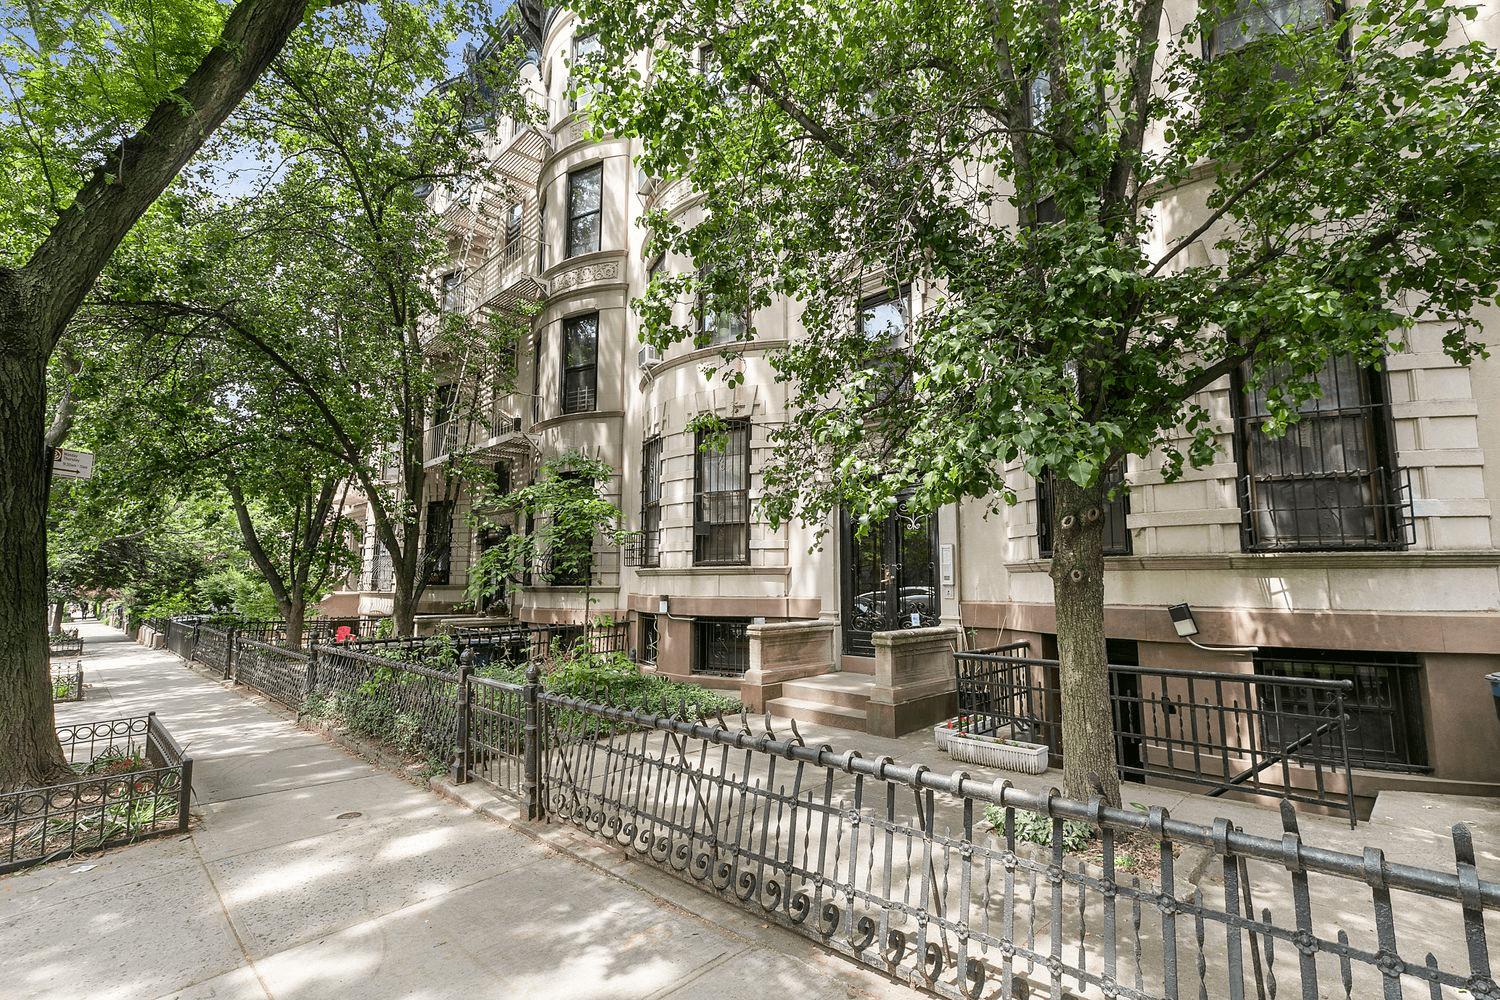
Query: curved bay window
[{"left": 1235, "top": 355, "right": 1412, "bottom": 551}]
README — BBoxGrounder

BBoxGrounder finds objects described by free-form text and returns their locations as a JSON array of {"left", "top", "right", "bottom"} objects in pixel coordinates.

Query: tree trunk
[
  {"left": 283, "top": 598, "right": 305, "bottom": 650},
  {"left": 1048, "top": 474, "right": 1122, "bottom": 807},
  {"left": 391, "top": 562, "right": 417, "bottom": 638},
  {"left": 0, "top": 307, "right": 71, "bottom": 793},
  {"left": 0, "top": 0, "right": 316, "bottom": 794},
  {"left": 51, "top": 601, "right": 65, "bottom": 634}
]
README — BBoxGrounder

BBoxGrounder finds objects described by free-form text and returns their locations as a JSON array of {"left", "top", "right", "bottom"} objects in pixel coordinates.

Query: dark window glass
[
  {"left": 494, "top": 460, "right": 511, "bottom": 497},
  {"left": 693, "top": 619, "right": 749, "bottom": 676},
  {"left": 1256, "top": 649, "right": 1427, "bottom": 771},
  {"left": 537, "top": 197, "right": 547, "bottom": 272},
  {"left": 561, "top": 313, "right": 598, "bottom": 414},
  {"left": 640, "top": 436, "right": 662, "bottom": 567},
  {"left": 424, "top": 500, "right": 454, "bottom": 586},
  {"left": 566, "top": 163, "right": 603, "bottom": 258},
  {"left": 694, "top": 420, "right": 750, "bottom": 565},
  {"left": 1235, "top": 354, "right": 1407, "bottom": 551},
  {"left": 1037, "top": 464, "right": 1131, "bottom": 558}
]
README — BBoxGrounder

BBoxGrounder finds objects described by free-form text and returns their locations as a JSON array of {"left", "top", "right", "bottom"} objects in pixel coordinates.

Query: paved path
[
  {"left": 5, "top": 622, "right": 1497, "bottom": 1000},
  {"left": 1, "top": 623, "right": 911, "bottom": 1000}
]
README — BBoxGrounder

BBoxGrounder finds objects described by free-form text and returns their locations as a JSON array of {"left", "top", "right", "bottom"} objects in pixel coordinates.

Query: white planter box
[
  {"left": 934, "top": 718, "right": 1010, "bottom": 752},
  {"left": 945, "top": 733, "right": 1049, "bottom": 774}
]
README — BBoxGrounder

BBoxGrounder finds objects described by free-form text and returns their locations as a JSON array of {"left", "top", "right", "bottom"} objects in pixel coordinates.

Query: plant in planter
[
  {"left": 934, "top": 714, "right": 1012, "bottom": 751},
  {"left": 941, "top": 719, "right": 1050, "bottom": 774}
]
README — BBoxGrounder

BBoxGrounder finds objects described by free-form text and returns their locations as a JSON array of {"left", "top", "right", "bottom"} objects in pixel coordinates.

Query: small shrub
[{"left": 984, "top": 804, "right": 1096, "bottom": 852}]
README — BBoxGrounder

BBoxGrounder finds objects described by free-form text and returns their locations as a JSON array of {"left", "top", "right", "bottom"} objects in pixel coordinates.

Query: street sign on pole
[{"left": 52, "top": 448, "right": 95, "bottom": 480}]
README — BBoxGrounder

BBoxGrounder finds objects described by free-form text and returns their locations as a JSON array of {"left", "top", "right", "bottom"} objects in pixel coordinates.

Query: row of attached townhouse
[{"left": 323, "top": 1, "right": 1500, "bottom": 808}]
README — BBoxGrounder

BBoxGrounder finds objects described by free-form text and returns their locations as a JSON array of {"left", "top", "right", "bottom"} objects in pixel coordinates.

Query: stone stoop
[{"left": 766, "top": 673, "right": 876, "bottom": 733}]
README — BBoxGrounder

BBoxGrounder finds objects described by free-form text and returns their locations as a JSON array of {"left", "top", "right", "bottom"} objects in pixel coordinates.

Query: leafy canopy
[{"left": 572, "top": 0, "right": 1500, "bottom": 530}]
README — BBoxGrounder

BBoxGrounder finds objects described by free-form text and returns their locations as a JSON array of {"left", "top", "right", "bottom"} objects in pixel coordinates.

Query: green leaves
[{"left": 566, "top": 0, "right": 1499, "bottom": 539}]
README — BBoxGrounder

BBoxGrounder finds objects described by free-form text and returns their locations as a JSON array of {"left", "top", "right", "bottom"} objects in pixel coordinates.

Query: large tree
[
  {"left": 573, "top": 0, "right": 1500, "bottom": 804},
  {"left": 180, "top": 0, "right": 528, "bottom": 636},
  {"left": 1, "top": 0, "right": 317, "bottom": 792}
]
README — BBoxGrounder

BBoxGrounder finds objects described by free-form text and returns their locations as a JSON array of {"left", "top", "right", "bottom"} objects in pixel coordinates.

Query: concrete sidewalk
[
  {"left": 4, "top": 622, "right": 1496, "bottom": 1000},
  {"left": 0, "top": 623, "right": 912, "bottom": 1000}
]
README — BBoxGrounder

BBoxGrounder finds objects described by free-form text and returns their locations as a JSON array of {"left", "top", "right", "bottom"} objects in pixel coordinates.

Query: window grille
[
  {"left": 694, "top": 420, "right": 750, "bottom": 565},
  {"left": 562, "top": 313, "right": 598, "bottom": 414},
  {"left": 693, "top": 619, "right": 749, "bottom": 676},
  {"left": 1256, "top": 649, "right": 1428, "bottom": 771},
  {"left": 639, "top": 614, "right": 659, "bottom": 663},
  {"left": 1235, "top": 355, "right": 1411, "bottom": 551},
  {"left": 639, "top": 437, "right": 662, "bottom": 567}
]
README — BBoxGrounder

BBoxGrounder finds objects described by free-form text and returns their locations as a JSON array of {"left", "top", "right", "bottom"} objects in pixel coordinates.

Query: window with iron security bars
[
  {"left": 693, "top": 618, "right": 749, "bottom": 676},
  {"left": 638, "top": 613, "right": 658, "bottom": 663},
  {"left": 636, "top": 436, "right": 662, "bottom": 567},
  {"left": 622, "top": 530, "right": 659, "bottom": 568},
  {"left": 1037, "top": 463, "right": 1131, "bottom": 557},
  {"left": 1235, "top": 355, "right": 1412, "bottom": 551},
  {"left": 694, "top": 419, "right": 750, "bottom": 565},
  {"left": 1256, "top": 649, "right": 1429, "bottom": 771}
]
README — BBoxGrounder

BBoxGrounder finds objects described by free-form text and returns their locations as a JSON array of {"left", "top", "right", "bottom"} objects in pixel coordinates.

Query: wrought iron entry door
[{"left": 840, "top": 499, "right": 938, "bottom": 656}]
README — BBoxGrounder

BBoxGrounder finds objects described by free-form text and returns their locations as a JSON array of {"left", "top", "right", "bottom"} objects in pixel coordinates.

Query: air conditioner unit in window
[
  {"left": 639, "top": 342, "right": 661, "bottom": 368},
  {"left": 693, "top": 520, "right": 712, "bottom": 538}
]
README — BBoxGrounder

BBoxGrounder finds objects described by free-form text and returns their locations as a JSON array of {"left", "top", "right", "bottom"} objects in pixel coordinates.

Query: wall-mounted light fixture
[
  {"left": 1164, "top": 603, "right": 1258, "bottom": 655},
  {"left": 658, "top": 595, "right": 670, "bottom": 615},
  {"left": 1167, "top": 603, "right": 1199, "bottom": 638}
]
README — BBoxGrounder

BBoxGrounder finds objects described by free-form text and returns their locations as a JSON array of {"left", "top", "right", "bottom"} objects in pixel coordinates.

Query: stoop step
[{"left": 764, "top": 696, "right": 868, "bottom": 732}]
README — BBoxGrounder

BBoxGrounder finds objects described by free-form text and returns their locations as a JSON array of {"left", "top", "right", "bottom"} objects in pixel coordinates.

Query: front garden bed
[
  {"left": 51, "top": 661, "right": 84, "bottom": 702},
  {"left": 1, "top": 714, "right": 192, "bottom": 874}
]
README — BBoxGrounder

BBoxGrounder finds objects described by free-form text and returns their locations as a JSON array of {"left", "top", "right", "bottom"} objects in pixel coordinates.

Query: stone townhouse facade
[{"left": 325, "top": 1, "right": 1500, "bottom": 802}]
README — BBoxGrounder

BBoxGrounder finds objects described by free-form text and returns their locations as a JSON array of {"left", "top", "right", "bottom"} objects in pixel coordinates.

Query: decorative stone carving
[{"left": 550, "top": 259, "right": 621, "bottom": 293}]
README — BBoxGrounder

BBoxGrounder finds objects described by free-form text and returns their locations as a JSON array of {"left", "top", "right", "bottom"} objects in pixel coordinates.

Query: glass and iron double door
[{"left": 841, "top": 500, "right": 939, "bottom": 656}]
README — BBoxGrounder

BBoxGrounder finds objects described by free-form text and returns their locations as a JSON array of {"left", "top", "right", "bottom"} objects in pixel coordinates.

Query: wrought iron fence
[
  {"left": 48, "top": 630, "right": 83, "bottom": 657},
  {"left": 164, "top": 618, "right": 198, "bottom": 661},
  {"left": 461, "top": 673, "right": 532, "bottom": 804},
  {"left": 147, "top": 615, "right": 1499, "bottom": 999},
  {"left": 0, "top": 714, "right": 192, "bottom": 874},
  {"left": 194, "top": 625, "right": 232, "bottom": 676},
  {"left": 955, "top": 652, "right": 1360, "bottom": 825},
  {"left": 236, "top": 639, "right": 312, "bottom": 709},
  {"left": 307, "top": 645, "right": 459, "bottom": 762},
  {"left": 535, "top": 695, "right": 1498, "bottom": 1000},
  {"left": 50, "top": 661, "right": 84, "bottom": 702}
]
